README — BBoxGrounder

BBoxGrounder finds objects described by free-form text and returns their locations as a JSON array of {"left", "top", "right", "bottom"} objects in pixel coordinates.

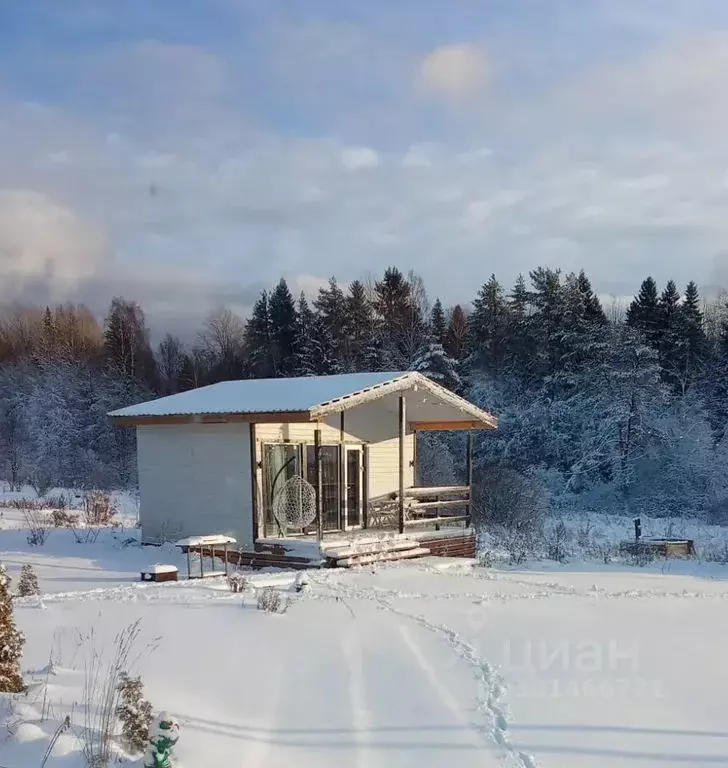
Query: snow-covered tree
[
  {"left": 117, "top": 672, "right": 153, "bottom": 754},
  {"left": 412, "top": 343, "right": 461, "bottom": 392},
  {"left": 0, "top": 564, "right": 24, "bottom": 692},
  {"left": 17, "top": 564, "right": 39, "bottom": 597}
]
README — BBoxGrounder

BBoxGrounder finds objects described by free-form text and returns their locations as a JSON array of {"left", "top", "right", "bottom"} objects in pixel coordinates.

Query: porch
[{"left": 251, "top": 373, "right": 493, "bottom": 565}]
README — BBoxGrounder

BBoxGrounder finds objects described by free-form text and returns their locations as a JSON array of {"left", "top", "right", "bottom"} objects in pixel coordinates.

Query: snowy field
[{"left": 1, "top": 491, "right": 728, "bottom": 766}]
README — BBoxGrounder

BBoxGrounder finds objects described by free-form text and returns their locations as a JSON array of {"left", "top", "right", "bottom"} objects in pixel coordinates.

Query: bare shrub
[
  {"left": 24, "top": 509, "right": 50, "bottom": 546},
  {"left": 70, "top": 525, "right": 101, "bottom": 545},
  {"left": 116, "top": 672, "right": 153, "bottom": 755},
  {"left": 17, "top": 564, "right": 39, "bottom": 597},
  {"left": 546, "top": 519, "right": 571, "bottom": 562},
  {"left": 80, "top": 619, "right": 155, "bottom": 767},
  {"left": 84, "top": 491, "right": 117, "bottom": 526},
  {"left": 51, "top": 508, "right": 78, "bottom": 528},
  {"left": 256, "top": 587, "right": 286, "bottom": 613},
  {"left": 28, "top": 472, "right": 53, "bottom": 499},
  {"left": 473, "top": 465, "right": 547, "bottom": 565},
  {"left": 227, "top": 573, "right": 248, "bottom": 593}
]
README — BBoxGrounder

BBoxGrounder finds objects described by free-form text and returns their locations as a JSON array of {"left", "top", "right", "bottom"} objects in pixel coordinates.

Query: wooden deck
[{"left": 196, "top": 527, "right": 477, "bottom": 570}]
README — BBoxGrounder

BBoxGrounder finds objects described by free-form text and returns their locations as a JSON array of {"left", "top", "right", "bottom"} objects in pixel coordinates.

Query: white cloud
[
  {"left": 340, "top": 146, "right": 379, "bottom": 171},
  {"left": 418, "top": 43, "right": 489, "bottom": 101},
  {"left": 562, "top": 32, "right": 728, "bottom": 136},
  {"left": 0, "top": 189, "right": 105, "bottom": 300}
]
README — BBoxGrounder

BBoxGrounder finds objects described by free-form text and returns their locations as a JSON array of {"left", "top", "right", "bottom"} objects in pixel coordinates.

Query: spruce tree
[
  {"left": 412, "top": 343, "right": 461, "bottom": 391},
  {"left": 244, "top": 292, "right": 274, "bottom": 378},
  {"left": 41, "top": 307, "right": 56, "bottom": 362},
  {"left": 657, "top": 280, "right": 682, "bottom": 389},
  {"left": 17, "top": 563, "right": 39, "bottom": 597},
  {"left": 268, "top": 279, "right": 297, "bottom": 377},
  {"left": 313, "top": 278, "right": 347, "bottom": 373},
  {"left": 505, "top": 274, "right": 533, "bottom": 376},
  {"left": 292, "top": 293, "right": 319, "bottom": 377},
  {"left": 344, "top": 281, "right": 379, "bottom": 372},
  {"left": 117, "top": 672, "right": 153, "bottom": 754},
  {"left": 709, "top": 307, "right": 728, "bottom": 440},
  {"left": 577, "top": 270, "right": 607, "bottom": 326},
  {"left": 626, "top": 277, "right": 661, "bottom": 348},
  {"left": 677, "top": 281, "right": 706, "bottom": 392},
  {"left": 372, "top": 267, "right": 427, "bottom": 369},
  {"left": 469, "top": 275, "right": 510, "bottom": 374},
  {"left": 430, "top": 299, "right": 447, "bottom": 346},
  {"left": 527, "top": 267, "right": 564, "bottom": 381},
  {"left": 0, "top": 564, "right": 24, "bottom": 692}
]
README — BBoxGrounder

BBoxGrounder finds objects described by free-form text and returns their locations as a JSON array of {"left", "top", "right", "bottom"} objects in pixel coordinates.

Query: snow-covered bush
[
  {"left": 116, "top": 672, "right": 153, "bottom": 755},
  {"left": 227, "top": 573, "right": 248, "bottom": 593},
  {"left": 0, "top": 564, "right": 25, "bottom": 692},
  {"left": 17, "top": 564, "right": 39, "bottom": 597},
  {"left": 24, "top": 508, "right": 50, "bottom": 546},
  {"left": 256, "top": 587, "right": 286, "bottom": 613},
  {"left": 473, "top": 465, "right": 547, "bottom": 564}
]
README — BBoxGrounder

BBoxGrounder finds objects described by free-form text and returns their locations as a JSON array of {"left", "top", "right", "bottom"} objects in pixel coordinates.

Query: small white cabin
[{"left": 109, "top": 371, "right": 497, "bottom": 567}]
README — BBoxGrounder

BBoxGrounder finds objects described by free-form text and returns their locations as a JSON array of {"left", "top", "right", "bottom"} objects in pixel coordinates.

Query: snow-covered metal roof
[
  {"left": 108, "top": 370, "right": 498, "bottom": 429},
  {"left": 109, "top": 371, "right": 412, "bottom": 419}
]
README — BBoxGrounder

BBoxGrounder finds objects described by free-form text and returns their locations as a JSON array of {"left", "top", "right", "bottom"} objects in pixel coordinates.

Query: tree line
[{"left": 1, "top": 265, "right": 728, "bottom": 523}]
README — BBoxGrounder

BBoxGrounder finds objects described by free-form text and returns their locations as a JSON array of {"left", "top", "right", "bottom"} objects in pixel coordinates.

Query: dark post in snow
[
  {"left": 634, "top": 517, "right": 642, "bottom": 542},
  {"left": 466, "top": 430, "right": 473, "bottom": 529},
  {"left": 315, "top": 427, "right": 323, "bottom": 542},
  {"left": 398, "top": 395, "right": 406, "bottom": 535}
]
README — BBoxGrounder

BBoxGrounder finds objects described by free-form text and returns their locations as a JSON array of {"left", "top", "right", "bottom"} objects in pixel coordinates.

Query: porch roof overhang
[{"left": 108, "top": 371, "right": 497, "bottom": 433}]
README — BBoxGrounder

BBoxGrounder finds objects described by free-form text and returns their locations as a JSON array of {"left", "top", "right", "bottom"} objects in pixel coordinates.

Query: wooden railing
[{"left": 368, "top": 485, "right": 471, "bottom": 529}]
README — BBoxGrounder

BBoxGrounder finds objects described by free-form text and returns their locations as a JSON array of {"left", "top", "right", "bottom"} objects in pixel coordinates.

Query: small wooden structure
[
  {"left": 620, "top": 538, "right": 695, "bottom": 559},
  {"left": 175, "top": 535, "right": 237, "bottom": 579},
  {"left": 140, "top": 564, "right": 179, "bottom": 583}
]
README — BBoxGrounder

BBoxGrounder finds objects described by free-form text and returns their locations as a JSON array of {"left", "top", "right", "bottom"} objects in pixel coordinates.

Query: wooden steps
[
  {"left": 323, "top": 538, "right": 431, "bottom": 568},
  {"left": 335, "top": 547, "right": 431, "bottom": 568}
]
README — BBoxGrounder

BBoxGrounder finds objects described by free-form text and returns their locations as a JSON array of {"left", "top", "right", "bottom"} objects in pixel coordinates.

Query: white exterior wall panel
[
  {"left": 136, "top": 423, "right": 253, "bottom": 547},
  {"left": 367, "top": 434, "right": 415, "bottom": 500}
]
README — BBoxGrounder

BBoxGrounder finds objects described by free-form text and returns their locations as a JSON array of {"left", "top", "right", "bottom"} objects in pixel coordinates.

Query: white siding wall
[
  {"left": 137, "top": 423, "right": 254, "bottom": 548},
  {"left": 367, "top": 434, "right": 415, "bottom": 499}
]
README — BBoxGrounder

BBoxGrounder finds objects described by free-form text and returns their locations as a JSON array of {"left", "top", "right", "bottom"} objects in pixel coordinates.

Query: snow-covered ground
[{"left": 1, "top": 490, "right": 728, "bottom": 767}]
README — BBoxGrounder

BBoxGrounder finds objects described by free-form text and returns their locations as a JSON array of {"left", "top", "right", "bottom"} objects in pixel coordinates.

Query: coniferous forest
[{"left": 2, "top": 266, "right": 728, "bottom": 527}]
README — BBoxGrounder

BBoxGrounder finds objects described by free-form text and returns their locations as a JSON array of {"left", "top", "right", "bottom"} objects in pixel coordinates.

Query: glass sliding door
[
  {"left": 345, "top": 447, "right": 362, "bottom": 528},
  {"left": 263, "top": 444, "right": 301, "bottom": 535},
  {"left": 305, "top": 444, "right": 341, "bottom": 531}
]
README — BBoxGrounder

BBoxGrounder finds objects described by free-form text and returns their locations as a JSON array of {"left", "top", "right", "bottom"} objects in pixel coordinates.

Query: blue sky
[{"left": 3, "top": 0, "right": 728, "bottom": 332}]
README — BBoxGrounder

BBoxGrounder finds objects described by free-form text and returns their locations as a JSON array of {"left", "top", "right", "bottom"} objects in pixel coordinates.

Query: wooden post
[
  {"left": 398, "top": 395, "right": 406, "bottom": 535},
  {"left": 412, "top": 428, "right": 418, "bottom": 486},
  {"left": 223, "top": 542, "right": 229, "bottom": 576},
  {"left": 315, "top": 427, "right": 323, "bottom": 541},
  {"left": 466, "top": 430, "right": 473, "bottom": 529},
  {"left": 249, "top": 423, "right": 259, "bottom": 540},
  {"left": 340, "top": 412, "right": 346, "bottom": 529},
  {"left": 199, "top": 546, "right": 204, "bottom": 578},
  {"left": 186, "top": 547, "right": 191, "bottom": 580}
]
